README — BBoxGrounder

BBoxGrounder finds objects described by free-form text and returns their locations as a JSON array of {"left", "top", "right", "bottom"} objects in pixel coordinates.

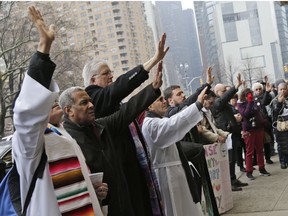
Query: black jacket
[
  {"left": 165, "top": 83, "right": 211, "bottom": 142},
  {"left": 65, "top": 84, "right": 160, "bottom": 216},
  {"left": 211, "top": 87, "right": 238, "bottom": 132},
  {"left": 85, "top": 65, "right": 163, "bottom": 216},
  {"left": 85, "top": 65, "right": 149, "bottom": 118}
]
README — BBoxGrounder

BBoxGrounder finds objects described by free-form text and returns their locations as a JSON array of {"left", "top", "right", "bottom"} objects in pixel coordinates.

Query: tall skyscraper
[
  {"left": 275, "top": 2, "right": 288, "bottom": 79},
  {"left": 52, "top": 1, "right": 156, "bottom": 88},
  {"left": 155, "top": 1, "right": 203, "bottom": 94}
]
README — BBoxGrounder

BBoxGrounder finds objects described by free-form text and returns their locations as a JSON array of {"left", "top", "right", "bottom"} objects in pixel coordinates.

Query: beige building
[{"left": 53, "top": 1, "right": 156, "bottom": 90}]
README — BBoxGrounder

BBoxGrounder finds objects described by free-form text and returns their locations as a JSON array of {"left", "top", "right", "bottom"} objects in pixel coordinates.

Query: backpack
[{"left": 0, "top": 151, "right": 47, "bottom": 216}]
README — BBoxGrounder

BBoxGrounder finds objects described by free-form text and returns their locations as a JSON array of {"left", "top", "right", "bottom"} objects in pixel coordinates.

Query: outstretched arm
[{"left": 99, "top": 62, "right": 164, "bottom": 135}]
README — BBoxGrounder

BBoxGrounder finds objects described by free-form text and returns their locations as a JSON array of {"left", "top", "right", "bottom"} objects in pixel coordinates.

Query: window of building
[
  {"left": 112, "top": 55, "right": 118, "bottom": 60},
  {"left": 104, "top": 11, "right": 111, "bottom": 17},
  {"left": 108, "top": 33, "right": 115, "bottom": 38},
  {"left": 95, "top": 14, "right": 101, "bottom": 20},
  {"left": 224, "top": 22, "right": 238, "bottom": 42},
  {"left": 249, "top": 18, "right": 262, "bottom": 45},
  {"left": 221, "top": 2, "right": 233, "bottom": 14},
  {"left": 106, "top": 18, "right": 113, "bottom": 24},
  {"left": 113, "top": 62, "right": 119, "bottom": 68},
  {"left": 107, "top": 26, "right": 113, "bottom": 32},
  {"left": 96, "top": 21, "right": 102, "bottom": 26}
]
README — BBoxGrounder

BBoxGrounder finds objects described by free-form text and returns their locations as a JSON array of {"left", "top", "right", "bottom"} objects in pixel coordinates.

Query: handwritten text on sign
[{"left": 204, "top": 143, "right": 233, "bottom": 214}]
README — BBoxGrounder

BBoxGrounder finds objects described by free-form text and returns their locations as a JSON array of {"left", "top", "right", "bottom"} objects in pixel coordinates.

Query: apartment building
[
  {"left": 52, "top": 1, "right": 156, "bottom": 89},
  {"left": 195, "top": 1, "right": 285, "bottom": 85}
]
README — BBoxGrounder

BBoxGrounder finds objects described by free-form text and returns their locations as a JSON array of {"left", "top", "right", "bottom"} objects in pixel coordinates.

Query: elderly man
[
  {"left": 81, "top": 34, "right": 169, "bottom": 216},
  {"left": 46, "top": 101, "right": 108, "bottom": 214},
  {"left": 142, "top": 87, "right": 207, "bottom": 216},
  {"left": 60, "top": 67, "right": 163, "bottom": 215},
  {"left": 211, "top": 74, "right": 248, "bottom": 191}
]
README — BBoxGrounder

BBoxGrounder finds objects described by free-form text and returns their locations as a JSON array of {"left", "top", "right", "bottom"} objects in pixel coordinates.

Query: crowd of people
[{"left": 2, "top": 6, "right": 288, "bottom": 216}]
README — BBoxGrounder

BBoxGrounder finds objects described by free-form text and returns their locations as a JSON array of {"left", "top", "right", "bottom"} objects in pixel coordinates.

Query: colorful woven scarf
[{"left": 128, "top": 121, "right": 165, "bottom": 216}]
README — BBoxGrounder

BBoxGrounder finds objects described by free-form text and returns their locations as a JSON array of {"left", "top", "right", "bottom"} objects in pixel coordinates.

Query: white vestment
[
  {"left": 13, "top": 74, "right": 61, "bottom": 216},
  {"left": 142, "top": 103, "right": 204, "bottom": 216}
]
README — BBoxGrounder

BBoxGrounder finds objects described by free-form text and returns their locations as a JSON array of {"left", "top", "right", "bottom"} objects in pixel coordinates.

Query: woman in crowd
[
  {"left": 270, "top": 82, "right": 288, "bottom": 169},
  {"left": 237, "top": 88, "right": 271, "bottom": 180}
]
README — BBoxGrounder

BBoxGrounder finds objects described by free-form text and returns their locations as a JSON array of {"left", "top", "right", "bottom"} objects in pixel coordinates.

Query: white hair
[
  {"left": 252, "top": 82, "right": 263, "bottom": 92},
  {"left": 59, "top": 86, "right": 84, "bottom": 112},
  {"left": 82, "top": 59, "right": 107, "bottom": 87}
]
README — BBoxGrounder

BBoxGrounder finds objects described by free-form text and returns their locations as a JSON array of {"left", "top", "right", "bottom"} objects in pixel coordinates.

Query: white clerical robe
[
  {"left": 142, "top": 103, "right": 204, "bottom": 216},
  {"left": 13, "top": 74, "right": 61, "bottom": 216}
]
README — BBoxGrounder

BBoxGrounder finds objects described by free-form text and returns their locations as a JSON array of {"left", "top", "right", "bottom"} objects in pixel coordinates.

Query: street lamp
[
  {"left": 179, "top": 63, "right": 189, "bottom": 94},
  {"left": 187, "top": 76, "right": 202, "bottom": 95}
]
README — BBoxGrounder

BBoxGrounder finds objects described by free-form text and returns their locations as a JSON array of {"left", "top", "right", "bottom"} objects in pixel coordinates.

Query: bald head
[{"left": 214, "top": 83, "right": 226, "bottom": 96}]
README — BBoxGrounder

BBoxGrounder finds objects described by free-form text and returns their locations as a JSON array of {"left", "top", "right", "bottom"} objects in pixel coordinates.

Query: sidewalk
[{"left": 223, "top": 154, "right": 288, "bottom": 216}]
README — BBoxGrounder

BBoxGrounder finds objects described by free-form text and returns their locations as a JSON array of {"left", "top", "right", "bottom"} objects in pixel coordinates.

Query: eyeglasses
[
  {"left": 255, "top": 88, "right": 262, "bottom": 91},
  {"left": 94, "top": 70, "right": 113, "bottom": 78}
]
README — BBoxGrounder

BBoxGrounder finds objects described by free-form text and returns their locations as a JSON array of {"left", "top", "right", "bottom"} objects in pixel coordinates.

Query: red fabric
[
  {"left": 247, "top": 93, "right": 253, "bottom": 102},
  {"left": 243, "top": 128, "right": 265, "bottom": 172}
]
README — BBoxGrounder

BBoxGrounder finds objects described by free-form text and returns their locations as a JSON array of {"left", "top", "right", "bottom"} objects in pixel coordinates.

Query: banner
[{"left": 203, "top": 142, "right": 233, "bottom": 214}]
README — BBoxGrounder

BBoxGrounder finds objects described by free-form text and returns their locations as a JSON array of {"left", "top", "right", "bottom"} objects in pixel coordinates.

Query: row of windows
[{"left": 222, "top": 9, "right": 259, "bottom": 23}]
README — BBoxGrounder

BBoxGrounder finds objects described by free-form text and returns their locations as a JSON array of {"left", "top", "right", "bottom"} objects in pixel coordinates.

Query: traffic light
[{"left": 284, "top": 65, "right": 288, "bottom": 73}]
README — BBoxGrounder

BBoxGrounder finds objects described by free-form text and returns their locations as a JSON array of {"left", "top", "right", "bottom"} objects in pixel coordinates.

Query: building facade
[
  {"left": 53, "top": 1, "right": 156, "bottom": 89},
  {"left": 195, "top": 1, "right": 286, "bottom": 86}
]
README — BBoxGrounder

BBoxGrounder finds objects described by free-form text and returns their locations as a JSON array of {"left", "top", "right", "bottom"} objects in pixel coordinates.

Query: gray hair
[
  {"left": 252, "top": 82, "right": 263, "bottom": 92},
  {"left": 59, "top": 86, "right": 84, "bottom": 112},
  {"left": 82, "top": 59, "right": 107, "bottom": 87}
]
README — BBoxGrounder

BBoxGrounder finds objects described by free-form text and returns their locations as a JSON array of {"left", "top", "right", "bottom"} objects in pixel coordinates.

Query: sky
[
  {"left": 181, "top": 0, "right": 195, "bottom": 10},
  {"left": 150, "top": 0, "right": 195, "bottom": 10}
]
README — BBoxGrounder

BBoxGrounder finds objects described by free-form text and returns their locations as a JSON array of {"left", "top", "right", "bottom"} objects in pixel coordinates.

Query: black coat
[
  {"left": 85, "top": 65, "right": 163, "bottom": 216},
  {"left": 65, "top": 84, "right": 160, "bottom": 216},
  {"left": 211, "top": 87, "right": 238, "bottom": 132},
  {"left": 165, "top": 83, "right": 211, "bottom": 143},
  {"left": 85, "top": 65, "right": 149, "bottom": 118}
]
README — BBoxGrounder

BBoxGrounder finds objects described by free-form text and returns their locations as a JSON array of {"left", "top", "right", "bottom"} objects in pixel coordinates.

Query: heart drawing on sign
[{"left": 215, "top": 184, "right": 221, "bottom": 191}]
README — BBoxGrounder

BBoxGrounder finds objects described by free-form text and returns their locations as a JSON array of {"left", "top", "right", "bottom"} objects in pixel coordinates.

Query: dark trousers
[
  {"left": 229, "top": 134, "right": 240, "bottom": 181},
  {"left": 236, "top": 138, "right": 246, "bottom": 168}
]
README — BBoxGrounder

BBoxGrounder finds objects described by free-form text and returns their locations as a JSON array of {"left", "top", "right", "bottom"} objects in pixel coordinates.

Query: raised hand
[
  {"left": 28, "top": 6, "right": 55, "bottom": 54},
  {"left": 206, "top": 66, "right": 215, "bottom": 85},
  {"left": 235, "top": 73, "right": 244, "bottom": 89},
  {"left": 155, "top": 33, "right": 170, "bottom": 61},
  {"left": 95, "top": 182, "right": 109, "bottom": 201},
  {"left": 265, "top": 82, "right": 272, "bottom": 92},
  {"left": 143, "top": 33, "right": 169, "bottom": 71},
  {"left": 152, "top": 61, "right": 163, "bottom": 90},
  {"left": 197, "top": 86, "right": 208, "bottom": 105}
]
